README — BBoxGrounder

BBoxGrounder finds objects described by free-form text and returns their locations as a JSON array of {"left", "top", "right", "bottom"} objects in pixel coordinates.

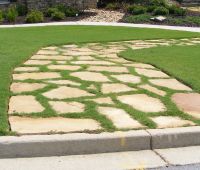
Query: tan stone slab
[
  {"left": 62, "top": 44, "right": 78, "bottom": 48},
  {"left": 46, "top": 80, "right": 80, "bottom": 86},
  {"left": 149, "top": 79, "right": 192, "bottom": 91},
  {"left": 108, "top": 58, "right": 130, "bottom": 64},
  {"left": 77, "top": 56, "right": 96, "bottom": 60},
  {"left": 172, "top": 93, "right": 200, "bottom": 119},
  {"left": 9, "top": 116, "right": 101, "bottom": 134},
  {"left": 150, "top": 116, "right": 195, "bottom": 128},
  {"left": 31, "top": 55, "right": 73, "bottom": 61},
  {"left": 24, "top": 60, "right": 51, "bottom": 65},
  {"left": 56, "top": 61, "right": 67, "bottom": 64},
  {"left": 71, "top": 61, "right": 115, "bottom": 66},
  {"left": 37, "top": 50, "right": 59, "bottom": 55},
  {"left": 88, "top": 97, "right": 114, "bottom": 105},
  {"left": 118, "top": 94, "right": 166, "bottom": 113},
  {"left": 11, "top": 82, "right": 46, "bottom": 93},
  {"left": 102, "top": 83, "right": 136, "bottom": 94},
  {"left": 71, "top": 72, "right": 110, "bottom": 82},
  {"left": 135, "top": 68, "right": 169, "bottom": 78},
  {"left": 13, "top": 72, "right": 61, "bottom": 80},
  {"left": 97, "top": 54, "right": 119, "bottom": 59},
  {"left": 63, "top": 51, "right": 96, "bottom": 56},
  {"left": 98, "top": 107, "right": 143, "bottom": 129},
  {"left": 9, "top": 95, "right": 45, "bottom": 114},
  {"left": 14, "top": 67, "right": 39, "bottom": 72},
  {"left": 49, "top": 101, "right": 85, "bottom": 114},
  {"left": 42, "top": 46, "right": 58, "bottom": 50},
  {"left": 47, "top": 65, "right": 81, "bottom": 71},
  {"left": 87, "top": 66, "right": 129, "bottom": 73},
  {"left": 139, "top": 84, "right": 166, "bottom": 96},
  {"left": 111, "top": 74, "right": 141, "bottom": 84},
  {"left": 87, "top": 84, "right": 97, "bottom": 90},
  {"left": 124, "top": 63, "right": 155, "bottom": 69},
  {"left": 43, "top": 86, "right": 94, "bottom": 99}
]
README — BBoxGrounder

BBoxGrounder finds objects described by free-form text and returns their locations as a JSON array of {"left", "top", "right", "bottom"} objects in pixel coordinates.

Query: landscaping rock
[
  {"left": 24, "top": 60, "right": 51, "bottom": 65},
  {"left": 135, "top": 68, "right": 169, "bottom": 78},
  {"left": 87, "top": 66, "right": 129, "bottom": 73},
  {"left": 111, "top": 74, "right": 141, "bottom": 84},
  {"left": 14, "top": 67, "right": 39, "bottom": 72},
  {"left": 47, "top": 65, "right": 81, "bottom": 71},
  {"left": 139, "top": 84, "right": 166, "bottom": 96}
]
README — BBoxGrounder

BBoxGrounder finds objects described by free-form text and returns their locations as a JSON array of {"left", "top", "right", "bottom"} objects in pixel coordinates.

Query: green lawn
[
  {"left": 121, "top": 44, "right": 200, "bottom": 93},
  {"left": 0, "top": 25, "right": 200, "bottom": 135}
]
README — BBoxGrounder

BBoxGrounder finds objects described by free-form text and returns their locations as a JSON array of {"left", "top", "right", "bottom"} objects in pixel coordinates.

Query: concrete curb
[
  {"left": 0, "top": 22, "right": 200, "bottom": 32},
  {"left": 0, "top": 126, "right": 200, "bottom": 158}
]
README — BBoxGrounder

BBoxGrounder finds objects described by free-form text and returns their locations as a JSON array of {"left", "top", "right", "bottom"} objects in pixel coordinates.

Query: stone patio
[{"left": 8, "top": 38, "right": 200, "bottom": 135}]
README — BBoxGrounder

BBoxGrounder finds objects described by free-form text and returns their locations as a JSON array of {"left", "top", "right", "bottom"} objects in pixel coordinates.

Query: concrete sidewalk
[{"left": 0, "top": 146, "right": 200, "bottom": 170}]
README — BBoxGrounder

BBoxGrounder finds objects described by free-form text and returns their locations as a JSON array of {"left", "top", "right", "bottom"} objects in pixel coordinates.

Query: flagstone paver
[
  {"left": 9, "top": 96, "right": 45, "bottom": 114},
  {"left": 43, "top": 86, "right": 94, "bottom": 99},
  {"left": 101, "top": 83, "right": 136, "bottom": 94},
  {"left": 172, "top": 93, "right": 200, "bottom": 119},
  {"left": 9, "top": 116, "right": 101, "bottom": 134},
  {"left": 149, "top": 79, "right": 192, "bottom": 91},
  {"left": 71, "top": 72, "right": 110, "bottom": 82},
  {"left": 49, "top": 101, "right": 85, "bottom": 114},
  {"left": 118, "top": 94, "right": 166, "bottom": 113},
  {"left": 150, "top": 116, "right": 195, "bottom": 128},
  {"left": 98, "top": 107, "right": 143, "bottom": 129},
  {"left": 11, "top": 82, "right": 46, "bottom": 93},
  {"left": 8, "top": 38, "right": 200, "bottom": 134}
]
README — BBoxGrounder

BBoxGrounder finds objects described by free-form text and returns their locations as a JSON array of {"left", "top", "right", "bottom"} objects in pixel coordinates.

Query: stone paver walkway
[{"left": 8, "top": 38, "right": 200, "bottom": 134}]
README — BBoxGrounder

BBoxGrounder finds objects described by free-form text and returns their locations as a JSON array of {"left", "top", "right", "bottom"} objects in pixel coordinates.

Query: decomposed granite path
[{"left": 8, "top": 38, "right": 200, "bottom": 135}]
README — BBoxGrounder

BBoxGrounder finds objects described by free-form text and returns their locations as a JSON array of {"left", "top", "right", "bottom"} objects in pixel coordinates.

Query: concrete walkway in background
[
  {"left": 0, "top": 22, "right": 200, "bottom": 32},
  {"left": 0, "top": 146, "right": 200, "bottom": 170}
]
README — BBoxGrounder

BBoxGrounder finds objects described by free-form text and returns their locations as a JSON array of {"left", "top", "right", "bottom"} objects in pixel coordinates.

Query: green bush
[
  {"left": 65, "top": 7, "right": 79, "bottom": 17},
  {"left": 153, "top": 7, "right": 169, "bottom": 15},
  {"left": 51, "top": 11, "right": 65, "bottom": 21},
  {"left": 168, "top": 5, "right": 186, "bottom": 16},
  {"left": 105, "top": 3, "right": 120, "bottom": 10},
  {"left": 0, "top": 10, "right": 3, "bottom": 23},
  {"left": 16, "top": 4, "right": 27, "bottom": 16},
  {"left": 147, "top": 5, "right": 156, "bottom": 12},
  {"left": 46, "top": 8, "right": 58, "bottom": 17},
  {"left": 124, "top": 14, "right": 151, "bottom": 23},
  {"left": 25, "top": 10, "right": 44, "bottom": 23},
  {"left": 149, "top": 0, "right": 167, "bottom": 7},
  {"left": 55, "top": 4, "right": 66, "bottom": 13},
  {"left": 128, "top": 5, "right": 147, "bottom": 15},
  {"left": 6, "top": 5, "right": 18, "bottom": 22}
]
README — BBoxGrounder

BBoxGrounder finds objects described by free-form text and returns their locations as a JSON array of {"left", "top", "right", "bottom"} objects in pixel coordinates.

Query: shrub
[
  {"left": 128, "top": 5, "right": 147, "bottom": 15},
  {"left": 55, "top": 4, "right": 66, "bottom": 13},
  {"left": 149, "top": 0, "right": 167, "bottom": 7},
  {"left": 25, "top": 10, "right": 44, "bottom": 23},
  {"left": 46, "top": 8, "right": 58, "bottom": 17},
  {"left": 124, "top": 14, "right": 151, "bottom": 23},
  {"left": 16, "top": 4, "right": 27, "bottom": 16},
  {"left": 105, "top": 3, "right": 120, "bottom": 10},
  {"left": 51, "top": 11, "right": 65, "bottom": 21},
  {"left": 147, "top": 5, "right": 157, "bottom": 13},
  {"left": 0, "top": 10, "right": 3, "bottom": 23},
  {"left": 6, "top": 5, "right": 18, "bottom": 22},
  {"left": 65, "top": 7, "right": 79, "bottom": 17},
  {"left": 153, "top": 7, "right": 169, "bottom": 15},
  {"left": 168, "top": 5, "right": 186, "bottom": 16}
]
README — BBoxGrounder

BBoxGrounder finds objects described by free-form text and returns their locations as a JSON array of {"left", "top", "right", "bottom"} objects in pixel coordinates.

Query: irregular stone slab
[
  {"left": 71, "top": 61, "right": 115, "bottom": 66},
  {"left": 111, "top": 74, "right": 141, "bottom": 84},
  {"left": 98, "top": 107, "right": 143, "bottom": 129},
  {"left": 97, "top": 54, "right": 119, "bottom": 59},
  {"left": 149, "top": 79, "right": 192, "bottom": 91},
  {"left": 135, "top": 68, "right": 169, "bottom": 78},
  {"left": 14, "top": 67, "right": 39, "bottom": 72},
  {"left": 24, "top": 60, "right": 51, "bottom": 65},
  {"left": 62, "top": 44, "right": 78, "bottom": 48},
  {"left": 77, "top": 56, "right": 96, "bottom": 60},
  {"left": 108, "top": 58, "right": 130, "bottom": 63},
  {"left": 31, "top": 55, "right": 73, "bottom": 61},
  {"left": 13, "top": 72, "right": 61, "bottom": 80},
  {"left": 139, "top": 84, "right": 166, "bottom": 96},
  {"left": 102, "top": 83, "right": 136, "bottom": 94},
  {"left": 43, "top": 86, "right": 94, "bottom": 99},
  {"left": 87, "top": 84, "right": 97, "bottom": 90},
  {"left": 9, "top": 95, "right": 45, "bottom": 114},
  {"left": 87, "top": 66, "right": 129, "bottom": 73},
  {"left": 47, "top": 65, "right": 81, "bottom": 71},
  {"left": 151, "top": 116, "right": 195, "bottom": 128},
  {"left": 46, "top": 80, "right": 80, "bottom": 86},
  {"left": 71, "top": 72, "right": 110, "bottom": 82},
  {"left": 172, "top": 93, "right": 200, "bottom": 119},
  {"left": 63, "top": 51, "right": 96, "bottom": 56},
  {"left": 49, "top": 101, "right": 85, "bottom": 114},
  {"left": 42, "top": 46, "right": 58, "bottom": 50},
  {"left": 88, "top": 97, "right": 114, "bottom": 105},
  {"left": 124, "top": 63, "right": 155, "bottom": 69},
  {"left": 11, "top": 82, "right": 46, "bottom": 93},
  {"left": 37, "top": 50, "right": 59, "bottom": 55},
  {"left": 56, "top": 61, "right": 66, "bottom": 64},
  {"left": 9, "top": 116, "right": 101, "bottom": 134},
  {"left": 118, "top": 94, "right": 166, "bottom": 113}
]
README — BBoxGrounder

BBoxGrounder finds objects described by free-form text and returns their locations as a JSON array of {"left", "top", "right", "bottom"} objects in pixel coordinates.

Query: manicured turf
[
  {"left": 121, "top": 44, "right": 200, "bottom": 92},
  {"left": 0, "top": 25, "right": 200, "bottom": 135}
]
